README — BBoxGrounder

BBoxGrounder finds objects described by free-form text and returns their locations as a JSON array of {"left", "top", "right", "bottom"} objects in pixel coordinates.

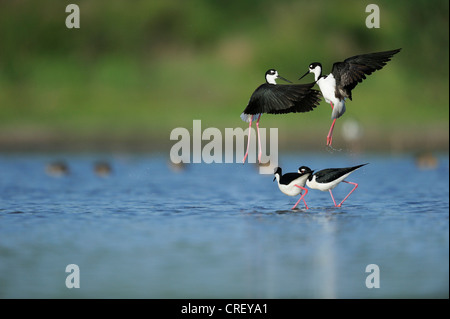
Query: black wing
[
  {"left": 243, "top": 82, "right": 322, "bottom": 115},
  {"left": 313, "top": 164, "right": 368, "bottom": 183},
  {"left": 279, "top": 172, "right": 302, "bottom": 185},
  {"left": 331, "top": 48, "right": 401, "bottom": 100}
]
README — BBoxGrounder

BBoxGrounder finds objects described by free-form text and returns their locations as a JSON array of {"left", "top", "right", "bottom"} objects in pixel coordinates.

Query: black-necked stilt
[
  {"left": 305, "top": 163, "right": 368, "bottom": 207},
  {"left": 241, "top": 69, "right": 322, "bottom": 163},
  {"left": 298, "top": 49, "right": 401, "bottom": 146},
  {"left": 273, "top": 166, "right": 313, "bottom": 209}
]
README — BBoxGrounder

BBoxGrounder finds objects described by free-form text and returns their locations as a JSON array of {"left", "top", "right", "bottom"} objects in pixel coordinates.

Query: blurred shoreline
[{"left": 0, "top": 126, "right": 447, "bottom": 154}]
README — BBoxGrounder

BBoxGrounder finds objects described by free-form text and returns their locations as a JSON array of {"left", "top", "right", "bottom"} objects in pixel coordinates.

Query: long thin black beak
[
  {"left": 273, "top": 177, "right": 276, "bottom": 182},
  {"left": 277, "top": 75, "right": 292, "bottom": 83},
  {"left": 298, "top": 70, "right": 310, "bottom": 81}
]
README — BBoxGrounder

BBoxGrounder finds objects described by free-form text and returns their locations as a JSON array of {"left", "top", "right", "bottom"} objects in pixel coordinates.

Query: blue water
[{"left": 0, "top": 152, "right": 448, "bottom": 298}]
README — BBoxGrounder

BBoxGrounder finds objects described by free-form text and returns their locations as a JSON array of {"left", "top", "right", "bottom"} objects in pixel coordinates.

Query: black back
[
  {"left": 331, "top": 48, "right": 401, "bottom": 100},
  {"left": 243, "top": 82, "right": 322, "bottom": 115},
  {"left": 310, "top": 163, "right": 368, "bottom": 183},
  {"left": 279, "top": 172, "right": 303, "bottom": 185}
]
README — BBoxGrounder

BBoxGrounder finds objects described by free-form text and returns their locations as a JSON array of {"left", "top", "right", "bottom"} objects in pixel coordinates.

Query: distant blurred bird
[
  {"left": 46, "top": 161, "right": 69, "bottom": 177},
  {"left": 241, "top": 69, "right": 322, "bottom": 163},
  {"left": 305, "top": 163, "right": 368, "bottom": 207},
  {"left": 168, "top": 160, "right": 186, "bottom": 173},
  {"left": 273, "top": 166, "right": 313, "bottom": 209},
  {"left": 94, "top": 161, "right": 112, "bottom": 177},
  {"left": 415, "top": 151, "right": 438, "bottom": 170},
  {"left": 298, "top": 49, "right": 401, "bottom": 146}
]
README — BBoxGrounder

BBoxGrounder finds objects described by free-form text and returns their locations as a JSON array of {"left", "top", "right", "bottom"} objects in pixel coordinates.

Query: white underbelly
[
  {"left": 306, "top": 173, "right": 350, "bottom": 191},
  {"left": 278, "top": 183, "right": 304, "bottom": 196},
  {"left": 318, "top": 75, "right": 338, "bottom": 104},
  {"left": 317, "top": 76, "right": 346, "bottom": 119}
]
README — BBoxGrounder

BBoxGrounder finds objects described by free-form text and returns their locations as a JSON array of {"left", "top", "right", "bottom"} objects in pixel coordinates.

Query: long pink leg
[
  {"left": 292, "top": 185, "right": 309, "bottom": 210},
  {"left": 337, "top": 181, "right": 358, "bottom": 207},
  {"left": 327, "top": 102, "right": 336, "bottom": 146},
  {"left": 256, "top": 114, "right": 262, "bottom": 163},
  {"left": 242, "top": 116, "right": 252, "bottom": 163},
  {"left": 327, "top": 119, "right": 337, "bottom": 146},
  {"left": 329, "top": 189, "right": 338, "bottom": 207}
]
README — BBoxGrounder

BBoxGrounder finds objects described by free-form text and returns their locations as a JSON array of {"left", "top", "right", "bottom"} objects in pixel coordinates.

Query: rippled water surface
[{"left": 0, "top": 152, "right": 448, "bottom": 298}]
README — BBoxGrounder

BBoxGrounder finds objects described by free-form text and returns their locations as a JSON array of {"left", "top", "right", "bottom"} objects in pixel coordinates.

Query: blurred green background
[{"left": 0, "top": 0, "right": 448, "bottom": 152}]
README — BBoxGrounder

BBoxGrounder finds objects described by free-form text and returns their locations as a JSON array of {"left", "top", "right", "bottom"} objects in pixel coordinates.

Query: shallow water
[{"left": 0, "top": 152, "right": 448, "bottom": 298}]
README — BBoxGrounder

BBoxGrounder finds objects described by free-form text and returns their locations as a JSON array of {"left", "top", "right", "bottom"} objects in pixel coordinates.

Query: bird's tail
[
  {"left": 352, "top": 163, "right": 369, "bottom": 171},
  {"left": 240, "top": 112, "right": 260, "bottom": 123},
  {"left": 331, "top": 100, "right": 346, "bottom": 119}
]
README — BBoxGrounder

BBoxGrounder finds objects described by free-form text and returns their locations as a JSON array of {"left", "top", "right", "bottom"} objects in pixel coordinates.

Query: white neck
[
  {"left": 311, "top": 67, "right": 322, "bottom": 82},
  {"left": 266, "top": 74, "right": 278, "bottom": 84}
]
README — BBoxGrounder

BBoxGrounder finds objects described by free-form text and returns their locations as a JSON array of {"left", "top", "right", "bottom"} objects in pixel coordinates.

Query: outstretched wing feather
[
  {"left": 331, "top": 48, "right": 401, "bottom": 100},
  {"left": 243, "top": 82, "right": 322, "bottom": 115}
]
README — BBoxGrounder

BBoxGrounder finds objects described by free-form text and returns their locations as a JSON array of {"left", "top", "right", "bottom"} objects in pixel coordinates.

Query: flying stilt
[
  {"left": 305, "top": 163, "right": 368, "bottom": 207},
  {"left": 298, "top": 49, "right": 401, "bottom": 146},
  {"left": 273, "top": 166, "right": 313, "bottom": 209},
  {"left": 241, "top": 69, "right": 322, "bottom": 163}
]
